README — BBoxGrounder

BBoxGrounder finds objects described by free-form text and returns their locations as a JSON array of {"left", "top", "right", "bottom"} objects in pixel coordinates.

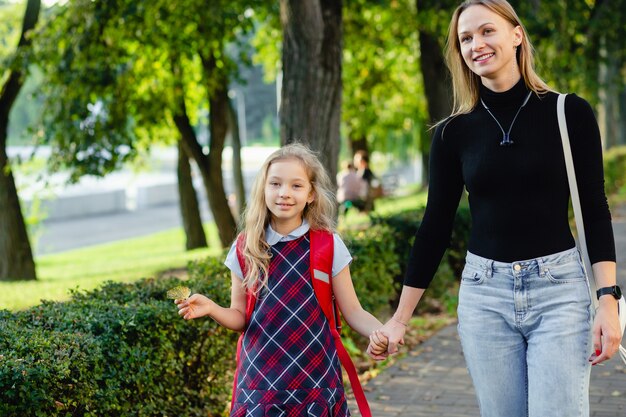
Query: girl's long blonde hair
[
  {"left": 444, "top": 0, "right": 552, "bottom": 120},
  {"left": 239, "top": 143, "right": 336, "bottom": 291}
]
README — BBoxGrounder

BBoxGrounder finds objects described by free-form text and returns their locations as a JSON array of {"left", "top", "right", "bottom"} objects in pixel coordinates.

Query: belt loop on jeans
[
  {"left": 485, "top": 259, "right": 494, "bottom": 278},
  {"left": 536, "top": 257, "right": 546, "bottom": 277}
]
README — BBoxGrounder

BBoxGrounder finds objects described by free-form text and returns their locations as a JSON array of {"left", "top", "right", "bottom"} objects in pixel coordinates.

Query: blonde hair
[
  {"left": 444, "top": 0, "right": 553, "bottom": 120},
  {"left": 239, "top": 143, "right": 336, "bottom": 291}
]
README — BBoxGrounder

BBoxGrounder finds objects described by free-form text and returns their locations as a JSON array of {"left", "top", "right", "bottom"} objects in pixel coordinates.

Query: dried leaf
[{"left": 166, "top": 286, "right": 191, "bottom": 300}]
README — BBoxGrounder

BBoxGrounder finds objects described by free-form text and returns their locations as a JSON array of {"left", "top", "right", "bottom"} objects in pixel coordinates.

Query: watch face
[{"left": 616, "top": 286, "right": 623, "bottom": 298}]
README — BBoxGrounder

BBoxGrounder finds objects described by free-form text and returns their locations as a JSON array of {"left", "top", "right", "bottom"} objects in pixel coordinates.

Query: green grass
[{"left": 0, "top": 225, "right": 222, "bottom": 311}]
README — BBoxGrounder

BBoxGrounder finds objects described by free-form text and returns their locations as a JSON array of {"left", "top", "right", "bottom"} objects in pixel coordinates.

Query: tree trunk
[
  {"left": 173, "top": 96, "right": 236, "bottom": 248},
  {"left": 279, "top": 0, "right": 343, "bottom": 185},
  {"left": 597, "top": 40, "right": 624, "bottom": 149},
  {"left": 0, "top": 0, "right": 40, "bottom": 281},
  {"left": 0, "top": 144, "right": 37, "bottom": 280},
  {"left": 172, "top": 53, "right": 236, "bottom": 248},
  {"left": 418, "top": 29, "right": 452, "bottom": 186},
  {"left": 228, "top": 98, "right": 246, "bottom": 217},
  {"left": 177, "top": 140, "right": 207, "bottom": 250},
  {"left": 616, "top": 87, "right": 626, "bottom": 146},
  {"left": 349, "top": 135, "right": 368, "bottom": 156}
]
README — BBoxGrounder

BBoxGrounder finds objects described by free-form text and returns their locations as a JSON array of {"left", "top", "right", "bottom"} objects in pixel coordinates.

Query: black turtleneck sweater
[{"left": 405, "top": 79, "right": 616, "bottom": 289}]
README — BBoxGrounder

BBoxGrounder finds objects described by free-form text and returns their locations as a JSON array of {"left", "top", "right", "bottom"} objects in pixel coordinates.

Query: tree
[
  {"left": 171, "top": 57, "right": 207, "bottom": 250},
  {"left": 35, "top": 0, "right": 262, "bottom": 247},
  {"left": 0, "top": 0, "right": 40, "bottom": 280},
  {"left": 343, "top": 0, "right": 425, "bottom": 165},
  {"left": 279, "top": 0, "right": 343, "bottom": 183},
  {"left": 413, "top": 0, "right": 457, "bottom": 185},
  {"left": 228, "top": 96, "right": 247, "bottom": 215}
]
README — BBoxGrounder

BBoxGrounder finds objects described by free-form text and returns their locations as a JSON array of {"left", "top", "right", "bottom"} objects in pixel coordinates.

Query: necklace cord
[{"left": 481, "top": 91, "right": 532, "bottom": 146}]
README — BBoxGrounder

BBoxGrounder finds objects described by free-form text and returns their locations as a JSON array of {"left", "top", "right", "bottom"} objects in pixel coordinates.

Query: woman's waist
[{"left": 465, "top": 245, "right": 581, "bottom": 274}]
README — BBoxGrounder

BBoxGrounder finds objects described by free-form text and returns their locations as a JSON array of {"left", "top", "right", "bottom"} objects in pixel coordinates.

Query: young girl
[{"left": 176, "top": 143, "right": 388, "bottom": 416}]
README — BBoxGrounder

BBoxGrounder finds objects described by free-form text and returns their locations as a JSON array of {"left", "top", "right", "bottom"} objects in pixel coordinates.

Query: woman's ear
[
  {"left": 513, "top": 25, "right": 523, "bottom": 48},
  {"left": 307, "top": 190, "right": 316, "bottom": 205}
]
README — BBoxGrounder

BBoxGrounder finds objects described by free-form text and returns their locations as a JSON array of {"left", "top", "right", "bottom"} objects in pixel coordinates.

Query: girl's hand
[
  {"left": 367, "top": 330, "right": 389, "bottom": 360},
  {"left": 175, "top": 294, "right": 214, "bottom": 320}
]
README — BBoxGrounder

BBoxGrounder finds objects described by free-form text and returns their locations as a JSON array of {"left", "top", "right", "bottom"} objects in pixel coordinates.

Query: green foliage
[
  {"left": 0, "top": 264, "right": 238, "bottom": 417},
  {"left": 32, "top": 0, "right": 264, "bottom": 181},
  {"left": 370, "top": 205, "right": 472, "bottom": 313},
  {"left": 339, "top": 224, "right": 400, "bottom": 353},
  {"left": 343, "top": 0, "right": 425, "bottom": 157},
  {"left": 604, "top": 145, "right": 626, "bottom": 195},
  {"left": 513, "top": 0, "right": 626, "bottom": 102},
  {"left": 0, "top": 1, "right": 26, "bottom": 84},
  {"left": 342, "top": 224, "right": 401, "bottom": 314},
  {"left": 0, "top": 314, "right": 101, "bottom": 416}
]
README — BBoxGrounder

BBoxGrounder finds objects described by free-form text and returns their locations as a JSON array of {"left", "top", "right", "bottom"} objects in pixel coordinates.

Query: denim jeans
[{"left": 457, "top": 247, "right": 593, "bottom": 417}]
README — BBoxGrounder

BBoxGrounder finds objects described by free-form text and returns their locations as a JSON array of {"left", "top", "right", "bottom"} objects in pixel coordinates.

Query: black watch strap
[{"left": 596, "top": 285, "right": 622, "bottom": 300}]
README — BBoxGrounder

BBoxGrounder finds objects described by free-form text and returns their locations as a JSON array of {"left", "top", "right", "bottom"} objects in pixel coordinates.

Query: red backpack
[{"left": 232, "top": 229, "right": 372, "bottom": 417}]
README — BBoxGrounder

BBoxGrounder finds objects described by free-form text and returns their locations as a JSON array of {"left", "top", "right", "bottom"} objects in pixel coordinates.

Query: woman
[{"left": 370, "top": 1, "right": 621, "bottom": 416}]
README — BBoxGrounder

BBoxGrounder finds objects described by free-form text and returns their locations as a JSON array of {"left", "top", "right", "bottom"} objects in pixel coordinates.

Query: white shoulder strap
[{"left": 556, "top": 94, "right": 598, "bottom": 302}]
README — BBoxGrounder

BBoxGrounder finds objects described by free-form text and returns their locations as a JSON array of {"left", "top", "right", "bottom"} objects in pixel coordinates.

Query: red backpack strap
[
  {"left": 309, "top": 229, "right": 337, "bottom": 329},
  {"left": 309, "top": 229, "right": 372, "bottom": 417},
  {"left": 232, "top": 233, "right": 257, "bottom": 412},
  {"left": 235, "top": 233, "right": 256, "bottom": 325}
]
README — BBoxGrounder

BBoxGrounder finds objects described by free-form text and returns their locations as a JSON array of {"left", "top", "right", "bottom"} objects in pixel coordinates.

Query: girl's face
[
  {"left": 457, "top": 5, "right": 522, "bottom": 89},
  {"left": 264, "top": 158, "right": 315, "bottom": 234}
]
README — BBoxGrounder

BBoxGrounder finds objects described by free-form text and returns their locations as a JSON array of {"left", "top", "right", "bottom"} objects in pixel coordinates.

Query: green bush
[
  {"left": 370, "top": 206, "right": 471, "bottom": 313},
  {"left": 342, "top": 224, "right": 400, "bottom": 314},
  {"left": 339, "top": 225, "right": 401, "bottom": 353},
  {"left": 0, "top": 314, "right": 101, "bottom": 416},
  {"left": 0, "top": 259, "right": 238, "bottom": 417},
  {"left": 604, "top": 145, "right": 626, "bottom": 195}
]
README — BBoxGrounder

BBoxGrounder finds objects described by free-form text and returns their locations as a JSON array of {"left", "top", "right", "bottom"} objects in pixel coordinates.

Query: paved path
[{"left": 359, "top": 213, "right": 626, "bottom": 417}]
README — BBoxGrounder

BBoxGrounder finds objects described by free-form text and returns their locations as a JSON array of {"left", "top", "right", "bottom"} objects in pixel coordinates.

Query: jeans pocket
[
  {"left": 461, "top": 264, "right": 485, "bottom": 285},
  {"left": 545, "top": 260, "right": 586, "bottom": 284}
]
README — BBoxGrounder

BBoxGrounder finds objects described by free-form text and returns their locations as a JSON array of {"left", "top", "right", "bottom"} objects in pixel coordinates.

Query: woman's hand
[
  {"left": 367, "top": 318, "right": 407, "bottom": 360},
  {"left": 590, "top": 298, "right": 622, "bottom": 365},
  {"left": 381, "top": 317, "right": 407, "bottom": 355},
  {"left": 175, "top": 294, "right": 214, "bottom": 320}
]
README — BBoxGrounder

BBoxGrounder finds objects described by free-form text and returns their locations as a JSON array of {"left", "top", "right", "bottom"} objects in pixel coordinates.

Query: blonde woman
[
  {"left": 370, "top": 1, "right": 620, "bottom": 416},
  {"left": 176, "top": 143, "right": 386, "bottom": 416}
]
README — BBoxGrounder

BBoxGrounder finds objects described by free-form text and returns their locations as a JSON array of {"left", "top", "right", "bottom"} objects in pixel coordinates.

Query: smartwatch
[{"left": 596, "top": 285, "right": 622, "bottom": 300}]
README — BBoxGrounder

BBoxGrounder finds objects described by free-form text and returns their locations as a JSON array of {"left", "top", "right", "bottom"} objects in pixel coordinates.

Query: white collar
[{"left": 265, "top": 219, "right": 310, "bottom": 246}]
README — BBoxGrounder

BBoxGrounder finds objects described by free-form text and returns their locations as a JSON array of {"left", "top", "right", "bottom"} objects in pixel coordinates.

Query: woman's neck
[{"left": 481, "top": 72, "right": 522, "bottom": 93}]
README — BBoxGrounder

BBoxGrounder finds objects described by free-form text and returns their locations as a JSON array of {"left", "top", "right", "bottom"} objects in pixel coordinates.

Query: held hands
[
  {"left": 367, "top": 330, "right": 389, "bottom": 360},
  {"left": 589, "top": 299, "right": 622, "bottom": 365},
  {"left": 175, "top": 294, "right": 214, "bottom": 320},
  {"left": 367, "top": 317, "right": 407, "bottom": 361}
]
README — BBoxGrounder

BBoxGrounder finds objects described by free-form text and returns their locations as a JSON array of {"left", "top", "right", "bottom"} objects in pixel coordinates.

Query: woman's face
[{"left": 457, "top": 5, "right": 522, "bottom": 87}]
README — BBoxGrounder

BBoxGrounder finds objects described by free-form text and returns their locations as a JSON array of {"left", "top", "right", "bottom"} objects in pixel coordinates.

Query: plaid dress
[{"left": 230, "top": 234, "right": 349, "bottom": 417}]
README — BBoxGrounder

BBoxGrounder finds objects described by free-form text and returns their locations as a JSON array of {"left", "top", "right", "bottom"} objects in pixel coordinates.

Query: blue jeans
[{"left": 457, "top": 247, "right": 593, "bottom": 417}]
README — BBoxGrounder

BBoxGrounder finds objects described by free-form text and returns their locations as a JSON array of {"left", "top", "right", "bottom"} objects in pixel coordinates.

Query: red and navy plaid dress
[{"left": 230, "top": 234, "right": 349, "bottom": 417}]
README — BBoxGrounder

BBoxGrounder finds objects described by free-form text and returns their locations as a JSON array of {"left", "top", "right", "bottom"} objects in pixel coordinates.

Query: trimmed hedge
[
  {"left": 0, "top": 226, "right": 401, "bottom": 416},
  {"left": 1, "top": 258, "right": 238, "bottom": 417},
  {"left": 371, "top": 206, "right": 472, "bottom": 313}
]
